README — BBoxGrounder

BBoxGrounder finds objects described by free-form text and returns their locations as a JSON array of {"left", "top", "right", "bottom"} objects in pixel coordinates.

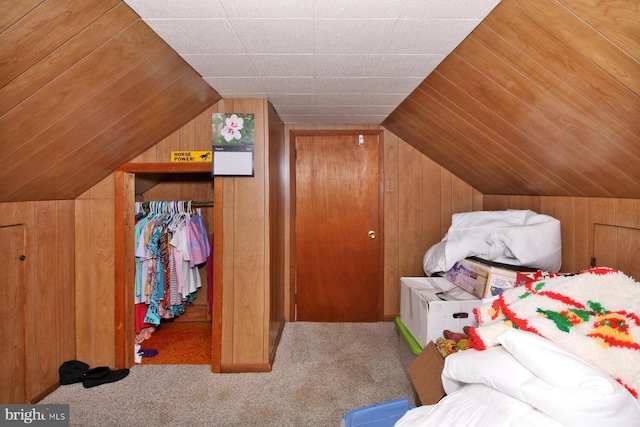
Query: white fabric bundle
[{"left": 423, "top": 210, "right": 562, "bottom": 275}]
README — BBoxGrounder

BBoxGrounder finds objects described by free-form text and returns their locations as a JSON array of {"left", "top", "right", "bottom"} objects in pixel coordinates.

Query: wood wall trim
[
  {"left": 220, "top": 363, "right": 272, "bottom": 373},
  {"left": 289, "top": 130, "right": 382, "bottom": 137},
  {"left": 114, "top": 171, "right": 127, "bottom": 369},
  {"left": 117, "top": 163, "right": 212, "bottom": 173},
  {"left": 211, "top": 178, "right": 224, "bottom": 373}
]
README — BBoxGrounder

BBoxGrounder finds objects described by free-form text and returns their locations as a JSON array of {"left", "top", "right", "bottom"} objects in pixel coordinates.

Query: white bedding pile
[
  {"left": 423, "top": 210, "right": 562, "bottom": 275},
  {"left": 395, "top": 330, "right": 640, "bottom": 427}
]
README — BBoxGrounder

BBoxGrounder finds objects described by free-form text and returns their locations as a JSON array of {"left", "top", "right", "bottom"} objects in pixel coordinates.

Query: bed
[{"left": 395, "top": 267, "right": 640, "bottom": 427}]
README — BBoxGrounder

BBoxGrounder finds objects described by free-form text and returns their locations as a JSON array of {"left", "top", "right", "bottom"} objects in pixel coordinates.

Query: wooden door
[
  {"left": 295, "top": 132, "right": 382, "bottom": 321},
  {"left": 0, "top": 225, "right": 26, "bottom": 403}
]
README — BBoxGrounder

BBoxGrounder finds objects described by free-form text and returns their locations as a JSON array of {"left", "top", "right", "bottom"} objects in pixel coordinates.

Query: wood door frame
[
  {"left": 114, "top": 163, "right": 224, "bottom": 372},
  {"left": 289, "top": 130, "right": 385, "bottom": 321}
]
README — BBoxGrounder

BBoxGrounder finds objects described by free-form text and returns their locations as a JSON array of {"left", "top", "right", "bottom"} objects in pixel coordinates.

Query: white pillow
[
  {"left": 441, "top": 346, "right": 532, "bottom": 401},
  {"left": 442, "top": 330, "right": 640, "bottom": 427},
  {"left": 394, "top": 384, "right": 564, "bottom": 427},
  {"left": 495, "top": 329, "right": 640, "bottom": 427}
]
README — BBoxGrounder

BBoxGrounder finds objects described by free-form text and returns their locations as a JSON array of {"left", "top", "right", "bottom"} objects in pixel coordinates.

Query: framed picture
[{"left": 211, "top": 113, "right": 255, "bottom": 177}]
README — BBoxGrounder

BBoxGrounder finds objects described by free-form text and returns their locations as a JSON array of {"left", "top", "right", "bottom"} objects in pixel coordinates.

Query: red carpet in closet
[{"left": 140, "top": 320, "right": 212, "bottom": 365}]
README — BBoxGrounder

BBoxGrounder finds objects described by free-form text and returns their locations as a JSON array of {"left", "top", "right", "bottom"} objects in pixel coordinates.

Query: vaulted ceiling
[
  {"left": 0, "top": 0, "right": 638, "bottom": 202},
  {"left": 384, "top": 0, "right": 640, "bottom": 198}
]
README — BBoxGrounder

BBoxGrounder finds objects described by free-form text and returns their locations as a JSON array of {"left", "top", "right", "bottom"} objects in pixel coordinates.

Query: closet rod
[{"left": 139, "top": 200, "right": 214, "bottom": 206}]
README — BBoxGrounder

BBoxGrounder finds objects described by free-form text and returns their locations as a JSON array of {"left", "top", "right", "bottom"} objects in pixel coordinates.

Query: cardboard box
[
  {"left": 445, "top": 257, "right": 533, "bottom": 299},
  {"left": 407, "top": 341, "right": 446, "bottom": 406},
  {"left": 400, "top": 277, "right": 481, "bottom": 348}
]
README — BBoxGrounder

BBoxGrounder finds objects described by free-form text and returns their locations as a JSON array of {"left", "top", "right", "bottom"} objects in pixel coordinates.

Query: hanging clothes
[{"left": 133, "top": 201, "right": 211, "bottom": 337}]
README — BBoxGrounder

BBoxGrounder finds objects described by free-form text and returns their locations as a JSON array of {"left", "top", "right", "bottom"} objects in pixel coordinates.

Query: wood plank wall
[
  {"left": 215, "top": 98, "right": 273, "bottom": 370},
  {"left": 268, "top": 102, "right": 287, "bottom": 364},
  {"left": 75, "top": 177, "right": 116, "bottom": 368},
  {"left": 0, "top": 200, "right": 75, "bottom": 402},
  {"left": 484, "top": 196, "right": 640, "bottom": 275}
]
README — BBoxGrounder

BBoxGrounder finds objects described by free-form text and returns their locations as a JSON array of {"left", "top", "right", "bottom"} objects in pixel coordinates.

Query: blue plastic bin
[{"left": 341, "top": 397, "right": 415, "bottom": 427}]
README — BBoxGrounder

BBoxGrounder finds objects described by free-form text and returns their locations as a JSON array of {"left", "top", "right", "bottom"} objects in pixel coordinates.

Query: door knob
[{"left": 368, "top": 230, "right": 376, "bottom": 239}]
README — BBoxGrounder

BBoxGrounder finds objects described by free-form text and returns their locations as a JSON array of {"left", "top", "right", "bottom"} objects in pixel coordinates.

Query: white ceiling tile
[
  {"left": 268, "top": 94, "right": 315, "bottom": 105},
  {"left": 313, "top": 0, "right": 406, "bottom": 19},
  {"left": 144, "top": 19, "right": 243, "bottom": 54},
  {"left": 363, "top": 77, "right": 424, "bottom": 93},
  {"left": 182, "top": 54, "right": 257, "bottom": 77},
  {"left": 308, "top": 115, "right": 356, "bottom": 123},
  {"left": 274, "top": 105, "right": 322, "bottom": 115},
  {"left": 314, "top": 78, "right": 369, "bottom": 93},
  {"left": 260, "top": 77, "right": 314, "bottom": 93},
  {"left": 348, "top": 115, "right": 387, "bottom": 124},
  {"left": 276, "top": 105, "right": 355, "bottom": 115},
  {"left": 231, "top": 19, "right": 313, "bottom": 54},
  {"left": 385, "top": 19, "right": 481, "bottom": 55},
  {"left": 358, "top": 93, "right": 408, "bottom": 105},
  {"left": 220, "top": 0, "right": 313, "bottom": 18},
  {"left": 123, "top": 0, "right": 226, "bottom": 18},
  {"left": 314, "top": 55, "right": 381, "bottom": 78},
  {"left": 203, "top": 77, "right": 266, "bottom": 94},
  {"left": 314, "top": 19, "right": 397, "bottom": 54},
  {"left": 250, "top": 54, "right": 314, "bottom": 77},
  {"left": 277, "top": 114, "right": 314, "bottom": 123},
  {"left": 352, "top": 105, "right": 396, "bottom": 116},
  {"left": 402, "top": 0, "right": 502, "bottom": 19},
  {"left": 315, "top": 105, "right": 356, "bottom": 115},
  {"left": 315, "top": 94, "right": 361, "bottom": 105},
  {"left": 375, "top": 54, "right": 445, "bottom": 78}
]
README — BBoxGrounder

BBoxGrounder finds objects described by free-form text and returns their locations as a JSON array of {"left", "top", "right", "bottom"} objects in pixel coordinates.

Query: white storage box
[{"left": 400, "top": 277, "right": 481, "bottom": 348}]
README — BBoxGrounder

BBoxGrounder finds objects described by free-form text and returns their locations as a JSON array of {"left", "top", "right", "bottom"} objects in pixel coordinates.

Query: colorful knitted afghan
[{"left": 469, "top": 267, "right": 640, "bottom": 399}]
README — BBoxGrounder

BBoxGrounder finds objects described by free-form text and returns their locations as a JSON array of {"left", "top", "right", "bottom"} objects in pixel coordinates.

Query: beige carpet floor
[{"left": 41, "top": 321, "right": 414, "bottom": 426}]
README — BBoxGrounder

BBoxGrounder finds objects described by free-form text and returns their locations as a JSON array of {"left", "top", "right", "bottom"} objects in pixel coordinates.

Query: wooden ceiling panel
[
  {"left": 558, "top": 0, "right": 640, "bottom": 60},
  {"left": 454, "top": 37, "right": 640, "bottom": 195},
  {"left": 0, "top": 2, "right": 140, "bottom": 116},
  {"left": 0, "top": 45, "right": 188, "bottom": 200},
  {"left": 0, "top": 1, "right": 221, "bottom": 202},
  {"left": 383, "top": 0, "right": 640, "bottom": 198},
  {"left": 471, "top": 22, "right": 640, "bottom": 160},
  {"left": 515, "top": 0, "right": 640, "bottom": 95},
  {"left": 13, "top": 71, "right": 217, "bottom": 201},
  {"left": 414, "top": 84, "right": 569, "bottom": 196},
  {"left": 0, "top": 20, "right": 167, "bottom": 159},
  {"left": 485, "top": 0, "right": 639, "bottom": 136},
  {"left": 396, "top": 93, "right": 528, "bottom": 195},
  {"left": 0, "top": 0, "right": 121, "bottom": 87},
  {"left": 0, "top": 0, "right": 43, "bottom": 33}
]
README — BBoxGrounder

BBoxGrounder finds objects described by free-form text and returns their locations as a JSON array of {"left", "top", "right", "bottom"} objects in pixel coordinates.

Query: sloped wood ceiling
[
  {"left": 0, "top": 0, "right": 221, "bottom": 202},
  {"left": 383, "top": 0, "right": 640, "bottom": 198}
]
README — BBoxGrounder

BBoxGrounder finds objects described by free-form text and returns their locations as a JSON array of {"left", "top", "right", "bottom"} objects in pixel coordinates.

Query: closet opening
[
  {"left": 134, "top": 197, "right": 212, "bottom": 365},
  {"left": 114, "top": 164, "right": 223, "bottom": 372}
]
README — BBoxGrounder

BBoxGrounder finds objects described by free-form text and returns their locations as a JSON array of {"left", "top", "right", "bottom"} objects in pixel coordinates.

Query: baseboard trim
[{"left": 220, "top": 363, "right": 272, "bottom": 373}]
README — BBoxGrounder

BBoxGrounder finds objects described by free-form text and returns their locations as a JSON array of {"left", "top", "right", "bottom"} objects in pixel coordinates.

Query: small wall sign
[{"left": 171, "top": 151, "right": 212, "bottom": 162}]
